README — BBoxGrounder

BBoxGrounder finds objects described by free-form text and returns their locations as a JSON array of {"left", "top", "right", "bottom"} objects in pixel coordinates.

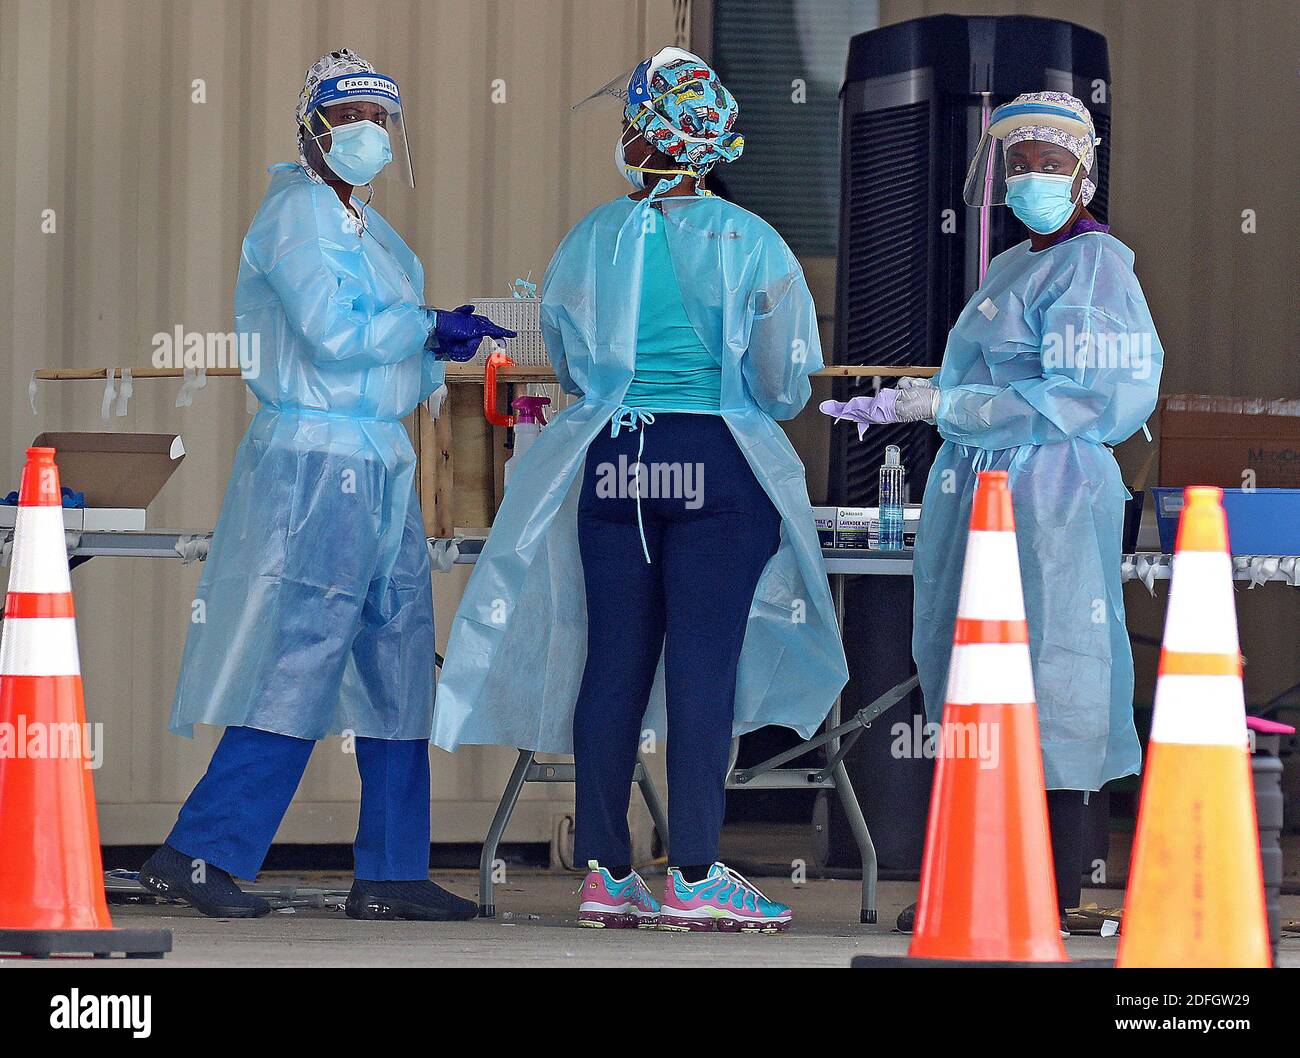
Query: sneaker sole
[
  {"left": 577, "top": 908, "right": 660, "bottom": 929},
  {"left": 139, "top": 872, "right": 271, "bottom": 919},
  {"left": 658, "top": 912, "right": 791, "bottom": 934},
  {"left": 345, "top": 897, "right": 477, "bottom": 922}
]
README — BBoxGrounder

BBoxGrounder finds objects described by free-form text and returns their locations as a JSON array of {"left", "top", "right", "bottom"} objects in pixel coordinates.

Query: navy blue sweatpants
[
  {"left": 573, "top": 413, "right": 781, "bottom": 867},
  {"left": 167, "top": 726, "right": 431, "bottom": 881}
]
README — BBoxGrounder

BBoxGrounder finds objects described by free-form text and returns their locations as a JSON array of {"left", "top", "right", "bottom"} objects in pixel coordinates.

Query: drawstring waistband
[{"left": 609, "top": 406, "right": 656, "bottom": 564}]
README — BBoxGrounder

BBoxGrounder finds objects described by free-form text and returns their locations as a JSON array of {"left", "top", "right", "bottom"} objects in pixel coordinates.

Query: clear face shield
[
  {"left": 963, "top": 100, "right": 1095, "bottom": 207},
  {"left": 571, "top": 46, "right": 699, "bottom": 111},
  {"left": 304, "top": 73, "right": 415, "bottom": 188}
]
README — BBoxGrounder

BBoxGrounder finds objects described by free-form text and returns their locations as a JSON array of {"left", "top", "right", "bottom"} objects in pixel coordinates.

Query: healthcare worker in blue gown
[
  {"left": 823, "top": 93, "right": 1163, "bottom": 930},
  {"left": 434, "top": 49, "right": 849, "bottom": 932},
  {"left": 140, "top": 50, "right": 513, "bottom": 921}
]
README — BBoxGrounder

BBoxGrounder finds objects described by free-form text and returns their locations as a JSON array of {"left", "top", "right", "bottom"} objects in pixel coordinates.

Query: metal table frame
[{"left": 0, "top": 526, "right": 212, "bottom": 567}]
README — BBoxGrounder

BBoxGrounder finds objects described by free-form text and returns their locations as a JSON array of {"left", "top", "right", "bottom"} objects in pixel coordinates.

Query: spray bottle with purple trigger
[{"left": 504, "top": 395, "right": 550, "bottom": 488}]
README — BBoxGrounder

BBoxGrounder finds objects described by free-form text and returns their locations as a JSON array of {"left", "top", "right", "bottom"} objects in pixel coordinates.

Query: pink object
[
  {"left": 1246, "top": 716, "right": 1295, "bottom": 735},
  {"left": 658, "top": 863, "right": 792, "bottom": 934},
  {"left": 511, "top": 394, "right": 550, "bottom": 425},
  {"left": 576, "top": 863, "right": 660, "bottom": 929},
  {"left": 978, "top": 95, "right": 993, "bottom": 284}
]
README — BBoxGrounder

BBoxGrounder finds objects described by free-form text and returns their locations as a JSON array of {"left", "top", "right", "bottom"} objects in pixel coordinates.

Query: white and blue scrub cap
[
  {"left": 297, "top": 49, "right": 380, "bottom": 126},
  {"left": 1001, "top": 92, "right": 1099, "bottom": 206},
  {"left": 295, "top": 49, "right": 405, "bottom": 182}
]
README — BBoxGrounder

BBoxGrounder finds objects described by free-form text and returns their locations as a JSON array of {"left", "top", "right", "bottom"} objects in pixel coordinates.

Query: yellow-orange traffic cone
[{"left": 1117, "top": 486, "right": 1270, "bottom": 967}]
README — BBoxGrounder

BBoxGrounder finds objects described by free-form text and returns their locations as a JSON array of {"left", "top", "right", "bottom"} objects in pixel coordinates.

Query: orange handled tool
[{"left": 483, "top": 346, "right": 516, "bottom": 428}]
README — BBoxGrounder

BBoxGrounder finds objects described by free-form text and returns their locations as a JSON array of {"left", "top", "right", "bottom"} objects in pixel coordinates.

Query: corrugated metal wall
[{"left": 0, "top": 0, "right": 681, "bottom": 845}]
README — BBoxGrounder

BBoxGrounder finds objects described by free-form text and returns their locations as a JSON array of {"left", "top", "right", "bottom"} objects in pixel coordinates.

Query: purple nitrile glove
[
  {"left": 427, "top": 304, "right": 517, "bottom": 362},
  {"left": 819, "top": 389, "right": 900, "bottom": 438}
]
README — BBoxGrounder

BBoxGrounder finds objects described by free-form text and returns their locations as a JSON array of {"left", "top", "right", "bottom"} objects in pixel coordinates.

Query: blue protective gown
[
  {"left": 169, "top": 163, "right": 444, "bottom": 741},
  {"left": 913, "top": 232, "right": 1163, "bottom": 790},
  {"left": 433, "top": 194, "right": 849, "bottom": 753}
]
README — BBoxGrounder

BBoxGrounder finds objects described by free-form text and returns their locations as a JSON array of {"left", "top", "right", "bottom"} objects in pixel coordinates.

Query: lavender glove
[{"left": 819, "top": 389, "right": 900, "bottom": 438}]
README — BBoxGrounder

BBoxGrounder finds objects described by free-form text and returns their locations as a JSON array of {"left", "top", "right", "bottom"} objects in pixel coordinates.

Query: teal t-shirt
[{"left": 622, "top": 217, "right": 721, "bottom": 412}]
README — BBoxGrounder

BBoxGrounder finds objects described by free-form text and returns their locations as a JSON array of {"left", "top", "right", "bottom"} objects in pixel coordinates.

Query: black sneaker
[
  {"left": 345, "top": 879, "right": 478, "bottom": 921},
  {"left": 896, "top": 902, "right": 916, "bottom": 933},
  {"left": 139, "top": 843, "right": 271, "bottom": 919}
]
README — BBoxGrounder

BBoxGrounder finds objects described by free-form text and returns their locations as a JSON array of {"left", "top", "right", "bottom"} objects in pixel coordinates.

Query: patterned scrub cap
[
  {"left": 1002, "top": 91, "right": 1099, "bottom": 206},
  {"left": 624, "top": 49, "right": 743, "bottom": 174},
  {"left": 295, "top": 48, "right": 377, "bottom": 184}
]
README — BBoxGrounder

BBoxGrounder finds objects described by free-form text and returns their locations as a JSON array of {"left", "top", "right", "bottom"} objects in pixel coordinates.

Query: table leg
[
  {"left": 478, "top": 749, "right": 534, "bottom": 918},
  {"left": 830, "top": 570, "right": 878, "bottom": 922},
  {"left": 633, "top": 756, "right": 670, "bottom": 858}
]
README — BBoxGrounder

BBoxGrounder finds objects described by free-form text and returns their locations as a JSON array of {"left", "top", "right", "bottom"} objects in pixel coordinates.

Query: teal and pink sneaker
[
  {"left": 659, "top": 862, "right": 793, "bottom": 933},
  {"left": 577, "top": 861, "right": 661, "bottom": 929}
]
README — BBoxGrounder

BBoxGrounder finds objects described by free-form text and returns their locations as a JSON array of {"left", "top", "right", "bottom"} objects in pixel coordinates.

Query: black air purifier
[{"left": 825, "top": 15, "right": 1111, "bottom": 873}]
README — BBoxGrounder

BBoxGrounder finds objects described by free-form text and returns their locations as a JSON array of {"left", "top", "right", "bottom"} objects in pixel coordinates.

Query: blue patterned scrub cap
[{"left": 623, "top": 48, "right": 743, "bottom": 175}]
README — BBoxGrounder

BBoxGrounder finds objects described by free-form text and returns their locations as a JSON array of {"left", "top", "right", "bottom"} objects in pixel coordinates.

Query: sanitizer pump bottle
[{"left": 878, "top": 444, "right": 905, "bottom": 550}]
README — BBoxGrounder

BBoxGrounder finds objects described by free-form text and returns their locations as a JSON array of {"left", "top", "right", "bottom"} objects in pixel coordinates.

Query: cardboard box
[
  {"left": 8, "top": 433, "right": 186, "bottom": 530},
  {"left": 0, "top": 506, "right": 149, "bottom": 531},
  {"left": 812, "top": 505, "right": 921, "bottom": 549},
  {"left": 812, "top": 507, "right": 837, "bottom": 548},
  {"left": 836, "top": 507, "right": 874, "bottom": 549},
  {"left": 1159, "top": 395, "right": 1300, "bottom": 488}
]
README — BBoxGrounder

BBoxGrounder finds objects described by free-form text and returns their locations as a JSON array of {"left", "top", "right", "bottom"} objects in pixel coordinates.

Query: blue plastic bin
[{"left": 1151, "top": 487, "right": 1300, "bottom": 554}]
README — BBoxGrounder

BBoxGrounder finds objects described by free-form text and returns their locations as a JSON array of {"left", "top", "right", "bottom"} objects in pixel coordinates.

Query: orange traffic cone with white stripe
[
  {"left": 908, "top": 470, "right": 1067, "bottom": 963},
  {"left": 0, "top": 447, "right": 169, "bottom": 958},
  {"left": 1117, "top": 486, "right": 1269, "bottom": 967}
]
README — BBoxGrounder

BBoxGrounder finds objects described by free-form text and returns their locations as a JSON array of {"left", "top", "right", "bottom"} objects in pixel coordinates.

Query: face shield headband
[{"left": 302, "top": 73, "right": 415, "bottom": 189}]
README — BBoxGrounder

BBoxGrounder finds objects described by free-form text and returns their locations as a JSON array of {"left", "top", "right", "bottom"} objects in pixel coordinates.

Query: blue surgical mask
[
  {"left": 318, "top": 118, "right": 392, "bottom": 186},
  {"left": 1004, "top": 171, "right": 1079, "bottom": 235}
]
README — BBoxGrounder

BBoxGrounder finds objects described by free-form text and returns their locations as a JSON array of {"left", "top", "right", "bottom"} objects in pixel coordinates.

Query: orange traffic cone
[
  {"left": 0, "top": 447, "right": 169, "bottom": 958},
  {"left": 908, "top": 470, "right": 1067, "bottom": 963},
  {"left": 1117, "top": 486, "right": 1270, "bottom": 967}
]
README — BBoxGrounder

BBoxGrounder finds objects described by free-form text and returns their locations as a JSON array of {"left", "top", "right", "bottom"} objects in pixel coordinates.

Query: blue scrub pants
[
  {"left": 573, "top": 413, "right": 781, "bottom": 867},
  {"left": 167, "top": 726, "right": 431, "bottom": 881}
]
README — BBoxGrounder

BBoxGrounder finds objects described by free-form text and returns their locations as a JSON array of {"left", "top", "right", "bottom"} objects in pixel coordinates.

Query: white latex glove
[
  {"left": 895, "top": 384, "right": 940, "bottom": 424},
  {"left": 897, "top": 375, "right": 936, "bottom": 390},
  {"left": 427, "top": 536, "right": 461, "bottom": 573},
  {"left": 422, "top": 383, "right": 448, "bottom": 420}
]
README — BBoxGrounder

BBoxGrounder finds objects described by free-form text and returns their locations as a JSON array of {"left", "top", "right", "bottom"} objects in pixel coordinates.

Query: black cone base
[
  {"left": 0, "top": 927, "right": 172, "bottom": 959},
  {"left": 852, "top": 954, "right": 1112, "bottom": 968}
]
